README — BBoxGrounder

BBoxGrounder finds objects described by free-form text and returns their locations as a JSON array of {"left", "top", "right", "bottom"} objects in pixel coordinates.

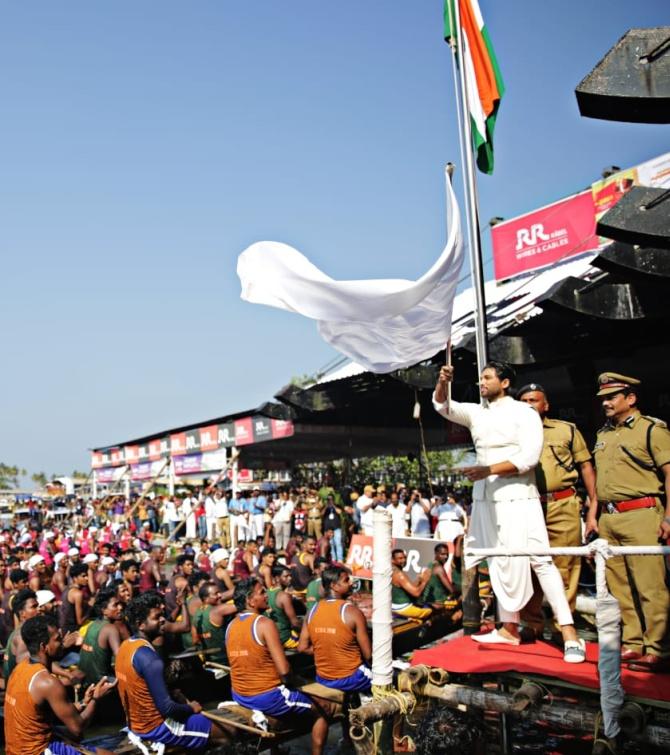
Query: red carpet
[{"left": 411, "top": 635, "right": 668, "bottom": 702}]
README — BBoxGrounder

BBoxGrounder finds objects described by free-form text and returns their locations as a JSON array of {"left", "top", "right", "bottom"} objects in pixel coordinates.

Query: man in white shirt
[
  {"left": 408, "top": 489, "right": 431, "bottom": 536},
  {"left": 204, "top": 492, "right": 218, "bottom": 541},
  {"left": 356, "top": 485, "right": 377, "bottom": 536},
  {"left": 433, "top": 360, "right": 585, "bottom": 663},
  {"left": 272, "top": 492, "right": 294, "bottom": 551},
  {"left": 388, "top": 491, "right": 408, "bottom": 538}
]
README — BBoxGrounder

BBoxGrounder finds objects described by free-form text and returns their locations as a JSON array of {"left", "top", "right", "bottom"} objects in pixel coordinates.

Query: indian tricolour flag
[{"left": 444, "top": 0, "right": 504, "bottom": 175}]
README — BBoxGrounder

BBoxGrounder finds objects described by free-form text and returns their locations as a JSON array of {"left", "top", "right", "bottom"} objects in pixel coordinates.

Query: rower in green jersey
[
  {"left": 391, "top": 549, "right": 432, "bottom": 620},
  {"left": 267, "top": 565, "right": 301, "bottom": 649},
  {"left": 78, "top": 587, "right": 123, "bottom": 685},
  {"left": 193, "top": 582, "right": 237, "bottom": 662},
  {"left": 179, "top": 570, "right": 210, "bottom": 651},
  {"left": 305, "top": 557, "right": 329, "bottom": 610},
  {"left": 421, "top": 544, "right": 460, "bottom": 609}
]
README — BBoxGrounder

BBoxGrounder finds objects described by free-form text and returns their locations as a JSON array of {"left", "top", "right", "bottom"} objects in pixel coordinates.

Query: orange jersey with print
[
  {"left": 225, "top": 612, "right": 280, "bottom": 697},
  {"left": 4, "top": 660, "right": 51, "bottom": 755},
  {"left": 115, "top": 638, "right": 164, "bottom": 733},
  {"left": 307, "top": 599, "right": 362, "bottom": 680}
]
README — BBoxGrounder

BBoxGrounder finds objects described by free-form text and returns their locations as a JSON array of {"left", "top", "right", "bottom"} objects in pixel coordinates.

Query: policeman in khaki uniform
[
  {"left": 518, "top": 383, "right": 598, "bottom": 638},
  {"left": 593, "top": 372, "right": 670, "bottom": 672}
]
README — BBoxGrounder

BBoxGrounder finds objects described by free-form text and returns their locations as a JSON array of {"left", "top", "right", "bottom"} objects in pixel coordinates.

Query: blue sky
[{"left": 1, "top": 1, "right": 667, "bottom": 479}]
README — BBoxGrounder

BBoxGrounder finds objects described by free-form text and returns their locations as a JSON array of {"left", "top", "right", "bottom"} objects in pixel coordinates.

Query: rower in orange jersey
[
  {"left": 299, "top": 565, "right": 372, "bottom": 693},
  {"left": 225, "top": 577, "right": 337, "bottom": 755},
  {"left": 3, "top": 614, "right": 116, "bottom": 755}
]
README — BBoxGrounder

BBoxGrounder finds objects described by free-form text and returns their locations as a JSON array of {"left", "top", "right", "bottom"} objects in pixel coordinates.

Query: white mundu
[{"left": 432, "top": 393, "right": 571, "bottom": 625}]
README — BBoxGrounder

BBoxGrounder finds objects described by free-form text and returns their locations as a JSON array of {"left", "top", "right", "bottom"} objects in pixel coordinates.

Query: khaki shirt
[
  {"left": 594, "top": 412, "right": 670, "bottom": 502},
  {"left": 535, "top": 418, "right": 591, "bottom": 494}
]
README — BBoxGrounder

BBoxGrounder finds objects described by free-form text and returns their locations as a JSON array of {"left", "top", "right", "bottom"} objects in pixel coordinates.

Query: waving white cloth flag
[{"left": 237, "top": 172, "right": 463, "bottom": 373}]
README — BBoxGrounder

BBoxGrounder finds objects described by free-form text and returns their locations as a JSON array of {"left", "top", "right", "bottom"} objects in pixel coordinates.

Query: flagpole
[{"left": 449, "top": 0, "right": 489, "bottom": 377}]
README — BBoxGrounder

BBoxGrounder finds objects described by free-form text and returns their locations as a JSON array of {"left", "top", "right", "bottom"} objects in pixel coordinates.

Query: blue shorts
[
  {"left": 47, "top": 744, "right": 91, "bottom": 755},
  {"left": 316, "top": 664, "right": 372, "bottom": 693},
  {"left": 233, "top": 685, "right": 313, "bottom": 717},
  {"left": 134, "top": 714, "right": 211, "bottom": 750}
]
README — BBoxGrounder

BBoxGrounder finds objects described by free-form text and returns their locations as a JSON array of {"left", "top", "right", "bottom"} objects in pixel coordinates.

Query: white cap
[
  {"left": 211, "top": 548, "right": 230, "bottom": 564},
  {"left": 36, "top": 590, "right": 56, "bottom": 607},
  {"left": 19, "top": 533, "right": 32, "bottom": 545},
  {"left": 43, "top": 530, "right": 55, "bottom": 540},
  {"left": 28, "top": 554, "right": 44, "bottom": 569},
  {"left": 101, "top": 556, "right": 116, "bottom": 566},
  {"left": 54, "top": 552, "right": 67, "bottom": 564},
  {"left": 89, "top": 526, "right": 98, "bottom": 532},
  {"left": 83, "top": 553, "right": 98, "bottom": 564},
  {"left": 68, "top": 547, "right": 80, "bottom": 557}
]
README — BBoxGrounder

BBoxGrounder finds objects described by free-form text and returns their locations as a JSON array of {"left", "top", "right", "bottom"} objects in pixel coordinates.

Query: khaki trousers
[
  {"left": 217, "top": 517, "right": 231, "bottom": 548},
  {"left": 599, "top": 504, "right": 670, "bottom": 657},
  {"left": 521, "top": 495, "right": 582, "bottom": 635},
  {"left": 307, "top": 517, "right": 322, "bottom": 539}
]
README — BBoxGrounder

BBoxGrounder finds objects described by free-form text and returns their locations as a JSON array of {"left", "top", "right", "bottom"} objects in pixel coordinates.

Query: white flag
[{"left": 237, "top": 174, "right": 464, "bottom": 373}]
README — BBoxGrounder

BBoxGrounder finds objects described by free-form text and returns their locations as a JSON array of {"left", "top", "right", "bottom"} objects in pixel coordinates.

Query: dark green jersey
[
  {"left": 195, "top": 605, "right": 228, "bottom": 663},
  {"left": 180, "top": 596, "right": 197, "bottom": 650},
  {"left": 421, "top": 561, "right": 450, "bottom": 603},
  {"left": 267, "top": 587, "right": 292, "bottom": 644},
  {"left": 391, "top": 580, "right": 413, "bottom": 606},
  {"left": 3, "top": 629, "right": 17, "bottom": 679},
  {"left": 306, "top": 578, "right": 322, "bottom": 609},
  {"left": 78, "top": 619, "right": 113, "bottom": 685}
]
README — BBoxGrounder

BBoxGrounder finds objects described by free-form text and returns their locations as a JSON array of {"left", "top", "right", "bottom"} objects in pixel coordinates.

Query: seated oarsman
[
  {"left": 391, "top": 549, "right": 432, "bottom": 620},
  {"left": 299, "top": 565, "right": 372, "bottom": 693},
  {"left": 305, "top": 557, "right": 328, "bottom": 610},
  {"left": 78, "top": 587, "right": 123, "bottom": 686},
  {"left": 3, "top": 588, "right": 40, "bottom": 679},
  {"left": 1, "top": 568, "right": 29, "bottom": 644},
  {"left": 256, "top": 547, "right": 277, "bottom": 590},
  {"left": 120, "top": 558, "right": 140, "bottom": 600},
  {"left": 59, "top": 563, "right": 91, "bottom": 634},
  {"left": 95, "top": 556, "right": 118, "bottom": 591},
  {"left": 210, "top": 547, "right": 234, "bottom": 599},
  {"left": 179, "top": 571, "right": 209, "bottom": 652},
  {"left": 141, "top": 590, "right": 192, "bottom": 657},
  {"left": 225, "top": 578, "right": 336, "bottom": 754},
  {"left": 28, "top": 555, "right": 52, "bottom": 593},
  {"left": 268, "top": 564, "right": 302, "bottom": 649},
  {"left": 192, "top": 581, "right": 236, "bottom": 663},
  {"left": 421, "top": 544, "right": 459, "bottom": 610},
  {"left": 3, "top": 614, "right": 117, "bottom": 755},
  {"left": 164, "top": 553, "right": 195, "bottom": 618},
  {"left": 116, "top": 592, "right": 230, "bottom": 750},
  {"left": 290, "top": 536, "right": 316, "bottom": 595}
]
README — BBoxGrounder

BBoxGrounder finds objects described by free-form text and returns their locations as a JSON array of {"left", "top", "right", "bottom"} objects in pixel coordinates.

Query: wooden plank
[
  {"left": 299, "top": 681, "right": 345, "bottom": 704},
  {"left": 203, "top": 706, "right": 279, "bottom": 738}
]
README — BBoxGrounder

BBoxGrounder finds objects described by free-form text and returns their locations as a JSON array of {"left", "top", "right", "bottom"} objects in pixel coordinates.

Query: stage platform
[{"left": 411, "top": 635, "right": 669, "bottom": 704}]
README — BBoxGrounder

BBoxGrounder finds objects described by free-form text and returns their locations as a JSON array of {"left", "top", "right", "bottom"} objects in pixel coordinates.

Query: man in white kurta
[{"left": 433, "top": 361, "right": 585, "bottom": 663}]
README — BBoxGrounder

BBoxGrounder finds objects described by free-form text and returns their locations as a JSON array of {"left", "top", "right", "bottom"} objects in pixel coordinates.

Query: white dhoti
[
  {"left": 434, "top": 519, "right": 465, "bottom": 543},
  {"left": 465, "top": 497, "right": 572, "bottom": 625}
]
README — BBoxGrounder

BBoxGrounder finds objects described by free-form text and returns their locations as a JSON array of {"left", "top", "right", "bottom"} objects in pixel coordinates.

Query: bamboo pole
[{"left": 123, "top": 459, "right": 169, "bottom": 526}]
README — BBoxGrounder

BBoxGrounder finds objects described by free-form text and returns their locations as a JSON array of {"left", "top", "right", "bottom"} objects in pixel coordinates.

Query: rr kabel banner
[{"left": 491, "top": 190, "right": 599, "bottom": 280}]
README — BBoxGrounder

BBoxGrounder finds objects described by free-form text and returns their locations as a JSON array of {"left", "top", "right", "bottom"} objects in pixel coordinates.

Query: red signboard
[
  {"left": 124, "top": 445, "right": 139, "bottom": 465},
  {"left": 234, "top": 418, "right": 254, "bottom": 446},
  {"left": 170, "top": 432, "right": 187, "bottom": 456},
  {"left": 271, "top": 419, "right": 295, "bottom": 440},
  {"left": 491, "top": 190, "right": 599, "bottom": 281},
  {"left": 199, "top": 424, "right": 219, "bottom": 452},
  {"left": 344, "top": 534, "right": 374, "bottom": 579}
]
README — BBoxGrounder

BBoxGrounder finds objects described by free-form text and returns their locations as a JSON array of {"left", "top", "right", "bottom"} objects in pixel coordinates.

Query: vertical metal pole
[
  {"left": 92, "top": 470, "right": 98, "bottom": 499},
  {"left": 168, "top": 459, "right": 175, "bottom": 497},
  {"left": 450, "top": 0, "right": 489, "bottom": 375},
  {"left": 232, "top": 450, "right": 239, "bottom": 496}
]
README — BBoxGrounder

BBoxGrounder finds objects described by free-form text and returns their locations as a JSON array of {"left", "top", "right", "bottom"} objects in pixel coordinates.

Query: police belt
[
  {"left": 600, "top": 496, "right": 657, "bottom": 515},
  {"left": 539, "top": 486, "right": 576, "bottom": 504}
]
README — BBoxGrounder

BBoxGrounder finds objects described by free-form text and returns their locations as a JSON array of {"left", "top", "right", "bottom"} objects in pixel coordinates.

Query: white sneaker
[
  {"left": 471, "top": 628, "right": 520, "bottom": 646},
  {"left": 564, "top": 638, "right": 586, "bottom": 663}
]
